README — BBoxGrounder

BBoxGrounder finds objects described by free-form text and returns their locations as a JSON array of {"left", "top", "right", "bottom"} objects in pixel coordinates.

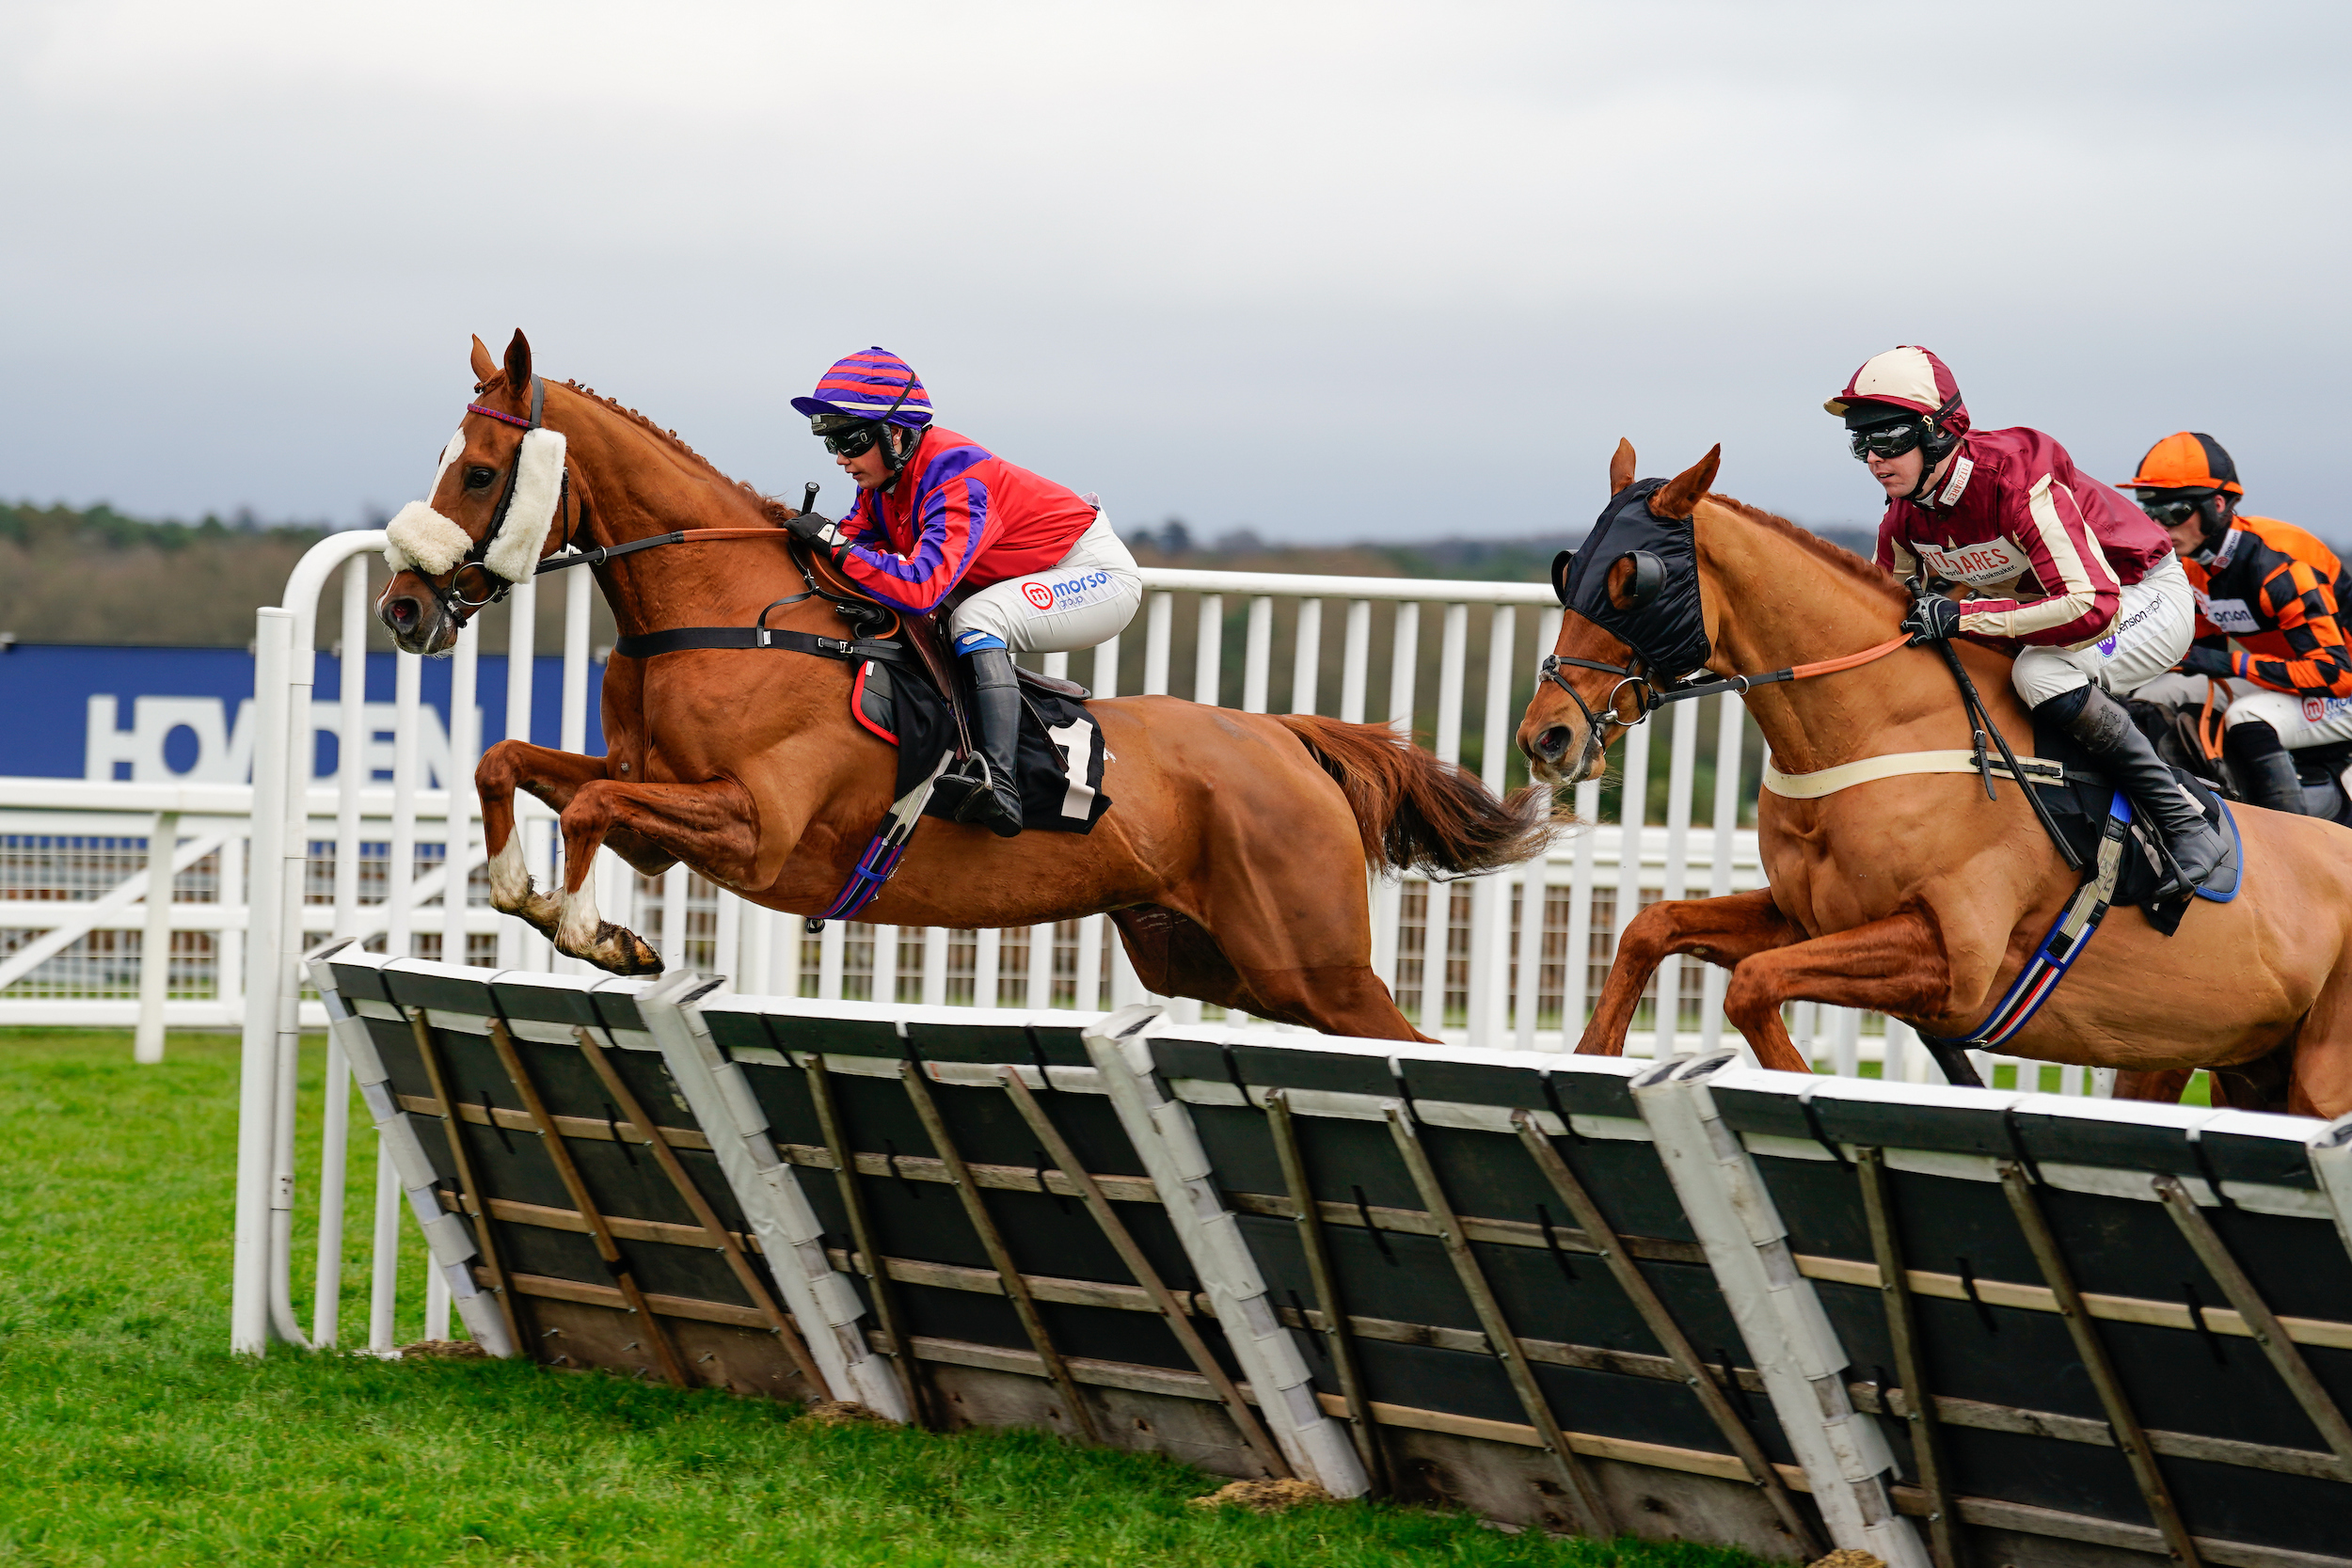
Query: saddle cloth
[{"left": 850, "top": 657, "right": 1112, "bottom": 833}]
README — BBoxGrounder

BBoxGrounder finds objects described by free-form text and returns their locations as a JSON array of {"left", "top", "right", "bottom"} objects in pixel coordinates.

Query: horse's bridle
[
  {"left": 1536, "top": 639, "right": 1914, "bottom": 783},
  {"left": 409, "top": 376, "right": 580, "bottom": 627}
]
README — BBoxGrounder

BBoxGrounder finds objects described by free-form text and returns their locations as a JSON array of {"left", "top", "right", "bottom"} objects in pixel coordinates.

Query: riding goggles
[
  {"left": 2137, "top": 495, "right": 2212, "bottom": 527},
  {"left": 1848, "top": 420, "right": 1926, "bottom": 462},
  {"left": 818, "top": 421, "right": 883, "bottom": 459}
]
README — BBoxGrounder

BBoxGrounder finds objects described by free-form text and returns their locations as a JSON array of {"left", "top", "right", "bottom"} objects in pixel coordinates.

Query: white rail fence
[{"left": 9, "top": 527, "right": 2104, "bottom": 1088}]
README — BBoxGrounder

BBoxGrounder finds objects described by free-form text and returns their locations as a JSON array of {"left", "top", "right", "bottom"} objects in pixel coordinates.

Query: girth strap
[
  {"left": 612, "top": 626, "right": 919, "bottom": 664},
  {"left": 1762, "top": 750, "right": 2095, "bottom": 800}
]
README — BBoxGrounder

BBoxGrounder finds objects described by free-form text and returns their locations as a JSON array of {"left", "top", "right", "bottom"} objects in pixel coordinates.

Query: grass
[{"left": 0, "top": 1029, "right": 1764, "bottom": 1568}]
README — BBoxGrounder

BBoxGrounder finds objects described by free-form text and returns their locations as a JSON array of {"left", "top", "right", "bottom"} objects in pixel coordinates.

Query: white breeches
[
  {"left": 948, "top": 510, "right": 1143, "bottom": 656},
  {"left": 2010, "top": 553, "right": 2195, "bottom": 708},
  {"left": 2134, "top": 672, "right": 2352, "bottom": 749}
]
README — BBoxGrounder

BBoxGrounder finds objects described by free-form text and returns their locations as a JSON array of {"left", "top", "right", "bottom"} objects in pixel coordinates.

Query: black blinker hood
[{"left": 1551, "top": 477, "right": 1711, "bottom": 681}]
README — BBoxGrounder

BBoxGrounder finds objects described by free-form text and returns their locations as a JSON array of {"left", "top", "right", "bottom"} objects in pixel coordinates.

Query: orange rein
[{"left": 1785, "top": 633, "right": 1913, "bottom": 683}]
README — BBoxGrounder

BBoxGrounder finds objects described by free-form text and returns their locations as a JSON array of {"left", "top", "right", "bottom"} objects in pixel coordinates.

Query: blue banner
[{"left": 0, "top": 643, "right": 606, "bottom": 784}]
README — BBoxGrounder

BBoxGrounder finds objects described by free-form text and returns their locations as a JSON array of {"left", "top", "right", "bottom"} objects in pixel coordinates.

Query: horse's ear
[
  {"left": 1649, "top": 444, "right": 1722, "bottom": 519},
  {"left": 502, "top": 329, "right": 533, "bottom": 390},
  {"left": 1608, "top": 437, "right": 1637, "bottom": 496},
  {"left": 469, "top": 335, "right": 497, "bottom": 384}
]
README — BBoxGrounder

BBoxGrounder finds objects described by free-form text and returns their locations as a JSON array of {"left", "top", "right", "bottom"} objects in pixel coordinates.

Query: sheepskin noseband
[
  {"left": 383, "top": 501, "right": 473, "bottom": 575},
  {"left": 378, "top": 416, "right": 566, "bottom": 584},
  {"left": 483, "top": 427, "right": 565, "bottom": 582},
  {"left": 383, "top": 429, "right": 470, "bottom": 574}
]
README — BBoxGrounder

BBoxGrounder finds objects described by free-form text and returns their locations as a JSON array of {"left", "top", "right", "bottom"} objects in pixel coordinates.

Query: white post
[
  {"left": 1614, "top": 718, "right": 1653, "bottom": 1053},
  {"left": 921, "top": 926, "right": 948, "bottom": 1007},
  {"left": 1194, "top": 594, "right": 1224, "bottom": 706},
  {"left": 1371, "top": 601, "right": 1419, "bottom": 991},
  {"left": 1143, "top": 593, "right": 1172, "bottom": 696},
  {"left": 1700, "top": 691, "right": 1745, "bottom": 1055},
  {"left": 974, "top": 927, "right": 1001, "bottom": 1008},
  {"left": 818, "top": 918, "right": 846, "bottom": 1002},
  {"left": 334, "top": 558, "right": 368, "bottom": 942},
  {"left": 1091, "top": 632, "right": 1120, "bottom": 700},
  {"left": 872, "top": 923, "right": 900, "bottom": 1006},
  {"left": 135, "top": 809, "right": 180, "bottom": 1063},
  {"left": 385, "top": 652, "right": 422, "bottom": 958},
  {"left": 312, "top": 1025, "right": 349, "bottom": 1350},
  {"left": 714, "top": 892, "right": 741, "bottom": 988},
  {"left": 368, "top": 1139, "right": 399, "bottom": 1354},
  {"left": 1654, "top": 700, "right": 1699, "bottom": 1053},
  {"left": 553, "top": 568, "right": 593, "bottom": 976},
  {"left": 1242, "top": 594, "right": 1273, "bottom": 713},
  {"left": 318, "top": 577, "right": 362, "bottom": 1351},
  {"left": 1025, "top": 918, "right": 1054, "bottom": 1010},
  {"left": 1076, "top": 912, "right": 1106, "bottom": 1013},
  {"left": 1289, "top": 597, "right": 1322, "bottom": 714},
  {"left": 1515, "top": 607, "right": 1564, "bottom": 1050},
  {"left": 1340, "top": 599, "right": 1371, "bottom": 723},
  {"left": 1559, "top": 777, "right": 1601, "bottom": 1050},
  {"left": 231, "top": 609, "right": 294, "bottom": 1354},
  {"left": 441, "top": 621, "right": 479, "bottom": 968},
  {"left": 660, "top": 863, "right": 690, "bottom": 973},
  {"left": 1466, "top": 605, "right": 1514, "bottom": 1048}
]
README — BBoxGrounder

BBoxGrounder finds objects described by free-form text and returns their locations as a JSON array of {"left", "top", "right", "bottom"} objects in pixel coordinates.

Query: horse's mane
[
  {"left": 556, "top": 378, "right": 795, "bottom": 526},
  {"left": 1708, "top": 492, "right": 1906, "bottom": 607}
]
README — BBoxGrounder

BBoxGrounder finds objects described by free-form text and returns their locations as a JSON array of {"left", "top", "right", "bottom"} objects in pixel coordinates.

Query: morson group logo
[{"left": 1021, "top": 571, "right": 1115, "bottom": 615}]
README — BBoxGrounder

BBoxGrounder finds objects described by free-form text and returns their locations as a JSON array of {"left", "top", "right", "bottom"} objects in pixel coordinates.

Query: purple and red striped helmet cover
[{"left": 791, "top": 346, "right": 933, "bottom": 427}]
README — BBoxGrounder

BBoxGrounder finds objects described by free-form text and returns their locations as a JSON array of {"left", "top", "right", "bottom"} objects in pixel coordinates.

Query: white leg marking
[
  {"left": 487, "top": 833, "right": 532, "bottom": 908},
  {"left": 557, "top": 874, "right": 602, "bottom": 953}
]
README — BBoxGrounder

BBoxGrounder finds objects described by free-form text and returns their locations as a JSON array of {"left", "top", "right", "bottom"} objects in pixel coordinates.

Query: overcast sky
[{"left": 4, "top": 1, "right": 2345, "bottom": 545}]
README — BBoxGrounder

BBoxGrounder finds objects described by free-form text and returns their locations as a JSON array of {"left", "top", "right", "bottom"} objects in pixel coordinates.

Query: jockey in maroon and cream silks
[{"left": 1829, "top": 344, "right": 2228, "bottom": 895}]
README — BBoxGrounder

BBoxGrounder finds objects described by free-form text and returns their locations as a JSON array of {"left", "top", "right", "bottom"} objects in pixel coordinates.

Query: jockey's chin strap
[{"left": 1539, "top": 634, "right": 1912, "bottom": 783}]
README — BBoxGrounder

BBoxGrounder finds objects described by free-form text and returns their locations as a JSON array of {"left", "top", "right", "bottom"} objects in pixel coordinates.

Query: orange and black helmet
[{"left": 2119, "top": 432, "right": 2244, "bottom": 498}]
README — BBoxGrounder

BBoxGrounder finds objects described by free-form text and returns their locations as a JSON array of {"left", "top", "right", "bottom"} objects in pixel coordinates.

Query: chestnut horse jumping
[
  {"left": 1518, "top": 441, "right": 2352, "bottom": 1118},
  {"left": 378, "top": 333, "right": 1547, "bottom": 1038}
]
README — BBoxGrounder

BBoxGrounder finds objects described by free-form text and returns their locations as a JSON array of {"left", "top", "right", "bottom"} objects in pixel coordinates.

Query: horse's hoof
[{"left": 592, "top": 923, "right": 663, "bottom": 977}]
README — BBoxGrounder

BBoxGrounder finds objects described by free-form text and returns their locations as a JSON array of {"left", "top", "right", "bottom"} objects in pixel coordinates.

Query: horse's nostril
[
  {"left": 386, "top": 597, "right": 419, "bottom": 631},
  {"left": 1536, "top": 725, "right": 1570, "bottom": 762}
]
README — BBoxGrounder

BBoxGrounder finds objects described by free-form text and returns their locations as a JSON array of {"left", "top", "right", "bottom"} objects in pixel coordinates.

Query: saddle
[
  {"left": 850, "top": 641, "right": 1111, "bottom": 835},
  {"left": 811, "top": 551, "right": 1091, "bottom": 760},
  {"left": 2026, "top": 709, "right": 2241, "bottom": 935}
]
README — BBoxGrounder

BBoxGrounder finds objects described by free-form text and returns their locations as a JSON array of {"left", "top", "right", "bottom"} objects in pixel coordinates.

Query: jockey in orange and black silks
[
  {"left": 784, "top": 347, "right": 1141, "bottom": 840},
  {"left": 2128, "top": 431, "right": 2352, "bottom": 817},
  {"left": 1829, "top": 345, "right": 2229, "bottom": 896}
]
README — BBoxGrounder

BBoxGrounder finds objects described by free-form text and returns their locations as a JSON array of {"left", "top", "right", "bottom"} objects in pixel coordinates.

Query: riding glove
[
  {"left": 786, "top": 508, "right": 853, "bottom": 565},
  {"left": 1901, "top": 594, "right": 1963, "bottom": 644},
  {"left": 2177, "top": 644, "right": 2236, "bottom": 680}
]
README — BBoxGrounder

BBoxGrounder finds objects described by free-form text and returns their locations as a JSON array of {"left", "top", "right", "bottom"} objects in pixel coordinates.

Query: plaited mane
[
  {"left": 552, "top": 379, "right": 794, "bottom": 523},
  {"left": 1708, "top": 493, "right": 1906, "bottom": 608}
]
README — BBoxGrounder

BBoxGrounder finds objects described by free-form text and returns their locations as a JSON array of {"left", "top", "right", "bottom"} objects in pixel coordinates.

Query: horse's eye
[{"left": 465, "top": 466, "right": 497, "bottom": 490}]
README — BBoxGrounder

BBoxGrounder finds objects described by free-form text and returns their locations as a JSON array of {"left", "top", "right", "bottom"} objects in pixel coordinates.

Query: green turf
[{"left": 0, "top": 1029, "right": 1762, "bottom": 1568}]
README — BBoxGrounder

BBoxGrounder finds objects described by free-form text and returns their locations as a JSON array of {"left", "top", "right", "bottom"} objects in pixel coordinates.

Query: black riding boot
[
  {"left": 2039, "top": 684, "right": 2229, "bottom": 895},
  {"left": 2223, "top": 719, "right": 2308, "bottom": 816},
  {"left": 948, "top": 646, "right": 1025, "bottom": 839}
]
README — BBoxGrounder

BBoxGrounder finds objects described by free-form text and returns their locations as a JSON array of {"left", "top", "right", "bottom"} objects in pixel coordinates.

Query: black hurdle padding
[
  {"left": 1144, "top": 1030, "right": 1801, "bottom": 1469},
  {"left": 1708, "top": 1067, "right": 2352, "bottom": 1561},
  {"left": 321, "top": 950, "right": 796, "bottom": 1378},
  {"left": 696, "top": 996, "right": 1252, "bottom": 1394}
]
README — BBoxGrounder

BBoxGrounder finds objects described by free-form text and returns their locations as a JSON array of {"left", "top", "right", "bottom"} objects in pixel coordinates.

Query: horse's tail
[{"left": 1277, "top": 714, "right": 1553, "bottom": 879}]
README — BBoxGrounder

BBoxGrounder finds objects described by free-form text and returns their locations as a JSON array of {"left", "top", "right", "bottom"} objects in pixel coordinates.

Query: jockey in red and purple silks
[{"left": 785, "top": 347, "right": 1140, "bottom": 839}]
